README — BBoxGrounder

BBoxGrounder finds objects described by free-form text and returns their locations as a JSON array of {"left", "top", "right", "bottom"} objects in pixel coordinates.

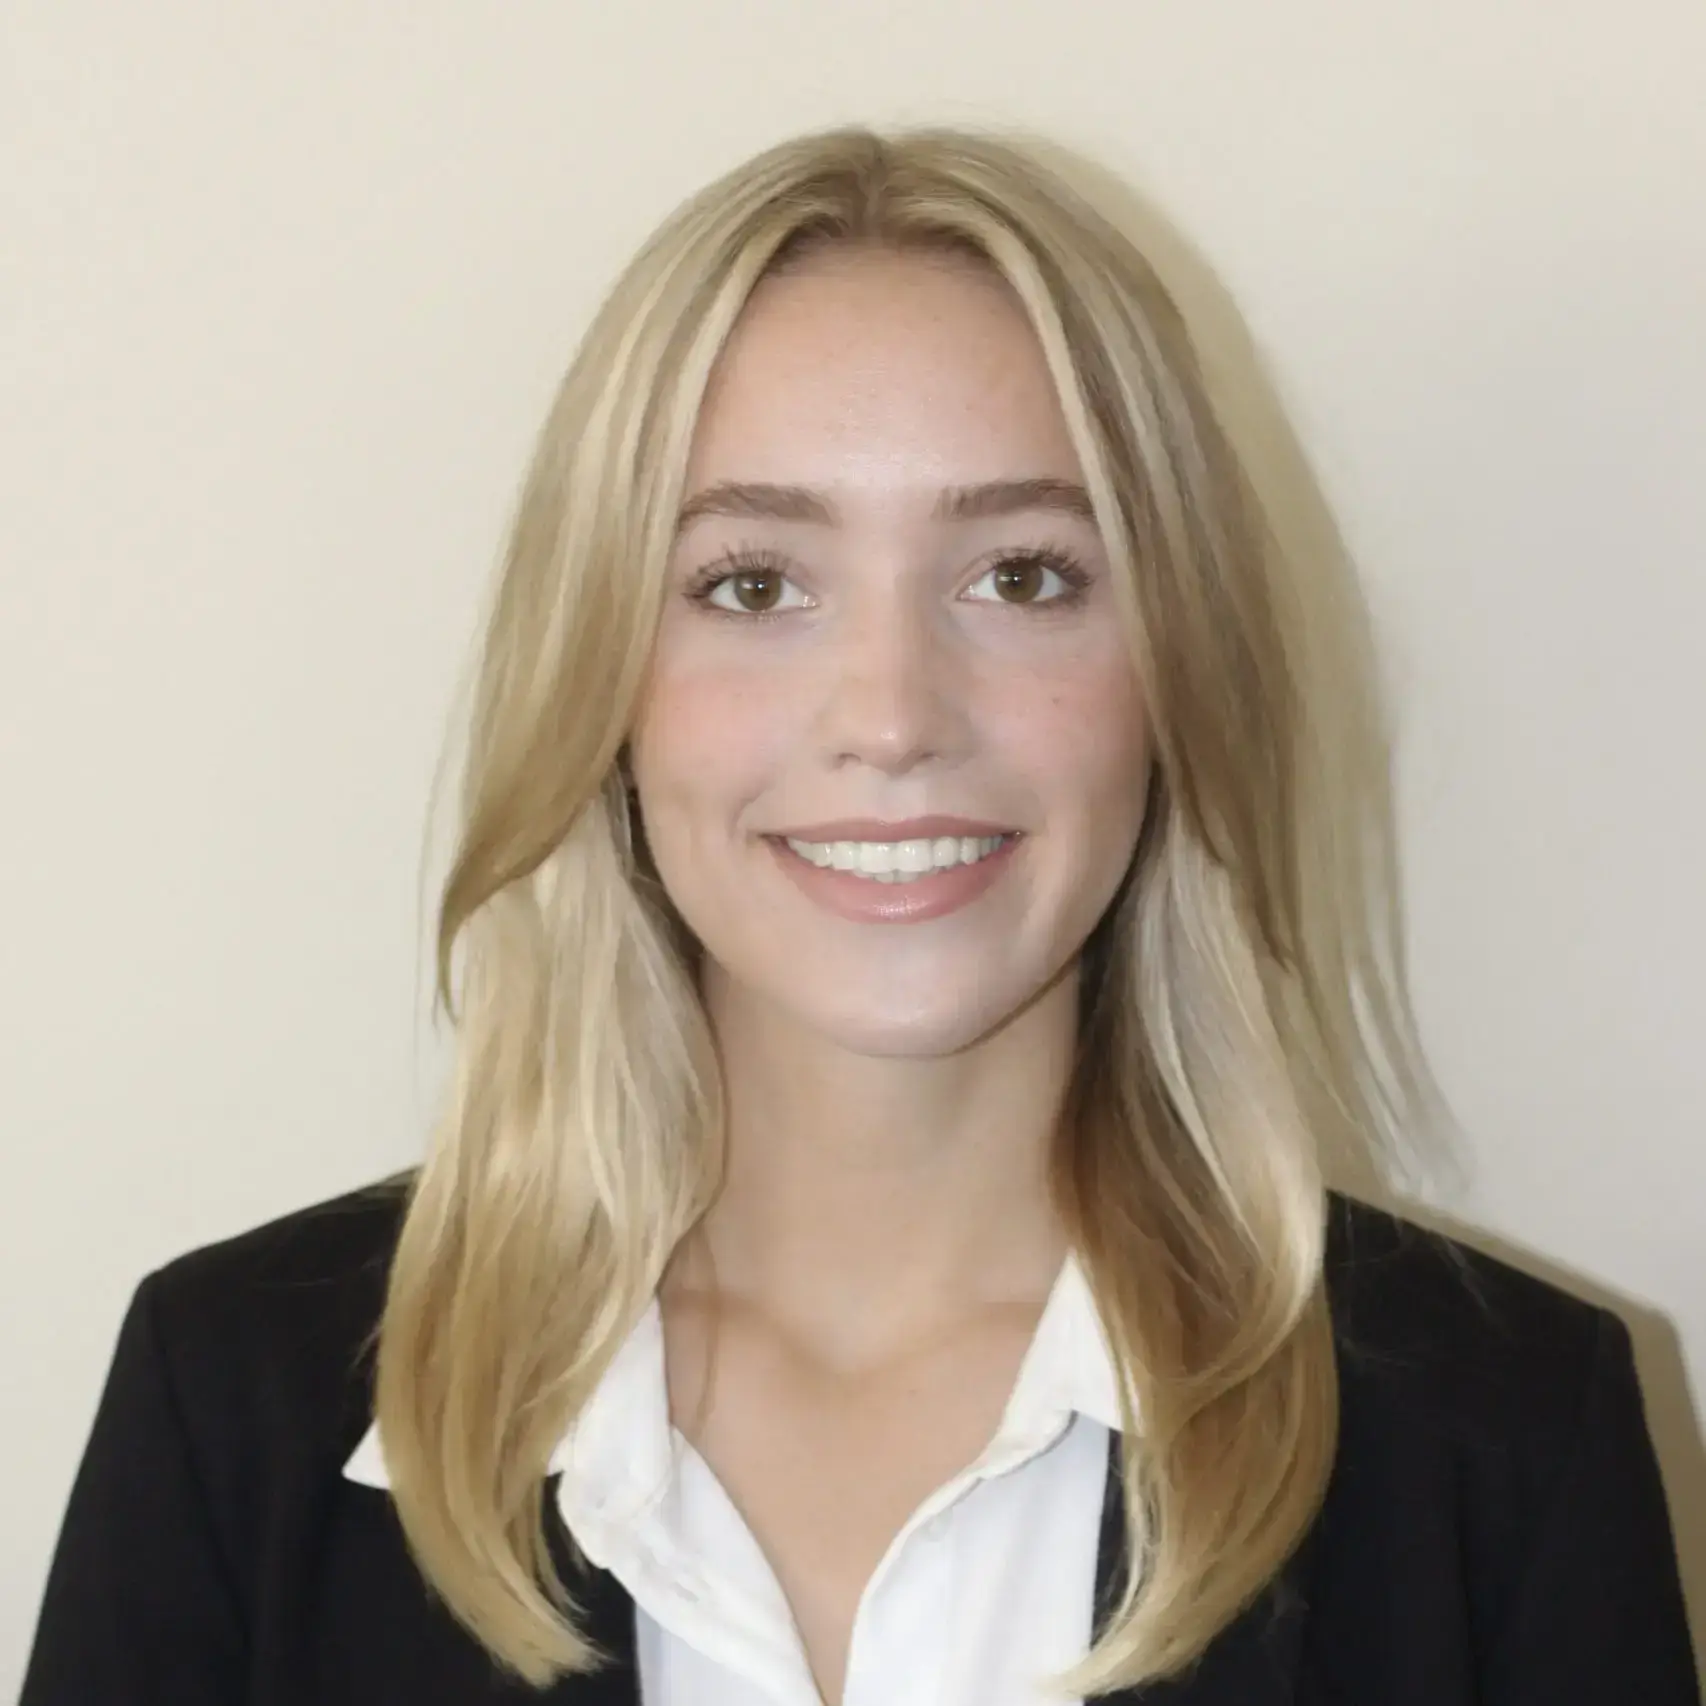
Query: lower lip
[{"left": 764, "top": 835, "right": 1021, "bottom": 924}]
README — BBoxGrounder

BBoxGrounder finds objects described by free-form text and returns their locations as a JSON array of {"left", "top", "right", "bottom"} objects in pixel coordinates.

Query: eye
[
  {"left": 963, "top": 549, "right": 1092, "bottom": 608},
  {"left": 685, "top": 552, "right": 812, "bottom": 618}
]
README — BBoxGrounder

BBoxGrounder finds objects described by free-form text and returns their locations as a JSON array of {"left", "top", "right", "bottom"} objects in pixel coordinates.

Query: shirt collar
[{"left": 342, "top": 1247, "right": 1128, "bottom": 1499}]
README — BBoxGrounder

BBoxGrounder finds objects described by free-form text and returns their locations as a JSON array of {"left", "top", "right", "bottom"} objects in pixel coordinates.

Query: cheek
[
  {"left": 1007, "top": 650, "right": 1148, "bottom": 794},
  {"left": 630, "top": 656, "right": 779, "bottom": 822},
  {"left": 1017, "top": 664, "right": 1151, "bottom": 915}
]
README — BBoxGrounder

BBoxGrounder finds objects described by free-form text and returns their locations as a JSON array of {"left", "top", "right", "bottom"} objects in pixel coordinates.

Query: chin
[{"left": 789, "top": 988, "right": 1024, "bottom": 1061}]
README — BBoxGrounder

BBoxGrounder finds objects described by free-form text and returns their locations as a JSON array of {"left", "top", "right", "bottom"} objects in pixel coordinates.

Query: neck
[{"left": 665, "top": 960, "right": 1082, "bottom": 1363}]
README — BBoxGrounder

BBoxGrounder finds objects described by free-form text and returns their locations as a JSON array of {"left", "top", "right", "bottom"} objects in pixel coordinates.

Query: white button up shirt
[{"left": 345, "top": 1252, "right": 1129, "bottom": 1705}]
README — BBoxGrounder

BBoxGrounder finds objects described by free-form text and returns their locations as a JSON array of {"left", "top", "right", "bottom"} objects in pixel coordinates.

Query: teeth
[{"left": 784, "top": 834, "right": 1010, "bottom": 882}]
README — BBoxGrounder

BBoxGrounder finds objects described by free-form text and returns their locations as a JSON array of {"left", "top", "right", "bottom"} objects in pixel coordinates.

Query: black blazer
[{"left": 20, "top": 1179, "right": 1701, "bottom": 1705}]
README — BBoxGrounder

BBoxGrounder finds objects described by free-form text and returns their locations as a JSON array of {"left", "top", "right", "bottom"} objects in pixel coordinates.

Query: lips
[{"left": 764, "top": 825, "right": 1021, "bottom": 924}]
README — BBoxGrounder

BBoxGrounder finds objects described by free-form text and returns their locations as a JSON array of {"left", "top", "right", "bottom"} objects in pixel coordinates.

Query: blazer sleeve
[
  {"left": 20, "top": 1272, "right": 247, "bottom": 1706},
  {"left": 1483, "top": 1307, "right": 1701, "bottom": 1703}
]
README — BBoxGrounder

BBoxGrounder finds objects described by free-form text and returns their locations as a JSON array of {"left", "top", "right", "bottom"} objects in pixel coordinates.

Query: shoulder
[
  {"left": 1325, "top": 1188, "right": 1613, "bottom": 1371},
  {"left": 138, "top": 1172, "right": 415, "bottom": 1469},
  {"left": 149, "top": 1172, "right": 412, "bottom": 1303},
  {"left": 1321, "top": 1188, "right": 1632, "bottom": 1495},
  {"left": 1309, "top": 1203, "right": 1696, "bottom": 1690}
]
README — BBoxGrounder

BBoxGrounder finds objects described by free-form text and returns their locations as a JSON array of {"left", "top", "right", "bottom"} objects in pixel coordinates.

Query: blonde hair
[{"left": 372, "top": 125, "right": 1446, "bottom": 1696}]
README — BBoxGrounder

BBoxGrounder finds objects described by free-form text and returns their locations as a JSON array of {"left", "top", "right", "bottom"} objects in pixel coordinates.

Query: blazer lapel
[
  {"left": 544, "top": 1439, "right": 1316, "bottom": 1704},
  {"left": 1093, "top": 1435, "right": 1316, "bottom": 1705},
  {"left": 544, "top": 1480, "right": 642, "bottom": 1704}
]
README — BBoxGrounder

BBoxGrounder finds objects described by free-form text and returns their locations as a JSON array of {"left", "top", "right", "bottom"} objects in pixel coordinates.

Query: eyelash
[{"left": 681, "top": 546, "right": 1093, "bottom": 622}]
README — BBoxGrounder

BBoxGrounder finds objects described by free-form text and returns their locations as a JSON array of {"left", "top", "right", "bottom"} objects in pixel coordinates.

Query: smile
[
  {"left": 781, "top": 833, "right": 1012, "bottom": 884},
  {"left": 763, "top": 831, "right": 1022, "bottom": 925}
]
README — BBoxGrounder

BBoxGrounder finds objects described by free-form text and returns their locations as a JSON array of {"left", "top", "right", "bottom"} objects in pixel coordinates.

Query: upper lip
[{"left": 770, "top": 817, "right": 1018, "bottom": 841}]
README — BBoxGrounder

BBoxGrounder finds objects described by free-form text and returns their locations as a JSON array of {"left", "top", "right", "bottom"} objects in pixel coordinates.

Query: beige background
[{"left": 4, "top": 0, "right": 1702, "bottom": 1686}]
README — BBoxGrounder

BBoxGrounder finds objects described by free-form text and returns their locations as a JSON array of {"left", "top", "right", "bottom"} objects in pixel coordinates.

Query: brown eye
[
  {"left": 727, "top": 570, "right": 783, "bottom": 612},
  {"left": 991, "top": 557, "right": 1048, "bottom": 603},
  {"left": 967, "top": 551, "right": 1088, "bottom": 609},
  {"left": 685, "top": 553, "right": 808, "bottom": 619},
  {"left": 698, "top": 566, "right": 801, "bottom": 614}
]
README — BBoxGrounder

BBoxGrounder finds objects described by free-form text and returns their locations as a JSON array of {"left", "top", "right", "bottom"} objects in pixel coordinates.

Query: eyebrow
[{"left": 674, "top": 476, "right": 1097, "bottom": 532}]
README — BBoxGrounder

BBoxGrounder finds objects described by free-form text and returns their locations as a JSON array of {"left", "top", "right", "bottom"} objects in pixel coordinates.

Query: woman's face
[{"left": 627, "top": 246, "right": 1153, "bottom": 1057}]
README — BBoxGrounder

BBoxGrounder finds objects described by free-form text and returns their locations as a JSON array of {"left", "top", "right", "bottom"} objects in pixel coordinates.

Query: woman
[{"left": 22, "top": 126, "right": 1699, "bottom": 1705}]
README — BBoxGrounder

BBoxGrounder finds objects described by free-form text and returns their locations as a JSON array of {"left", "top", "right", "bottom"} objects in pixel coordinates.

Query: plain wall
[{"left": 3, "top": 0, "right": 1702, "bottom": 1685}]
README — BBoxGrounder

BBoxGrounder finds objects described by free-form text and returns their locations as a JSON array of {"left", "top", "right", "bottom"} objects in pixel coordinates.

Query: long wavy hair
[{"left": 371, "top": 124, "right": 1446, "bottom": 1696}]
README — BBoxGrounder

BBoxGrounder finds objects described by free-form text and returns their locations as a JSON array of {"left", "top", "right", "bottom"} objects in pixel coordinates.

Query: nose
[{"left": 813, "top": 585, "right": 965, "bottom": 777}]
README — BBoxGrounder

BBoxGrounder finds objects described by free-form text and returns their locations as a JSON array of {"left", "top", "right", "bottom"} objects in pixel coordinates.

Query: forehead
[{"left": 684, "top": 246, "right": 1086, "bottom": 491}]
